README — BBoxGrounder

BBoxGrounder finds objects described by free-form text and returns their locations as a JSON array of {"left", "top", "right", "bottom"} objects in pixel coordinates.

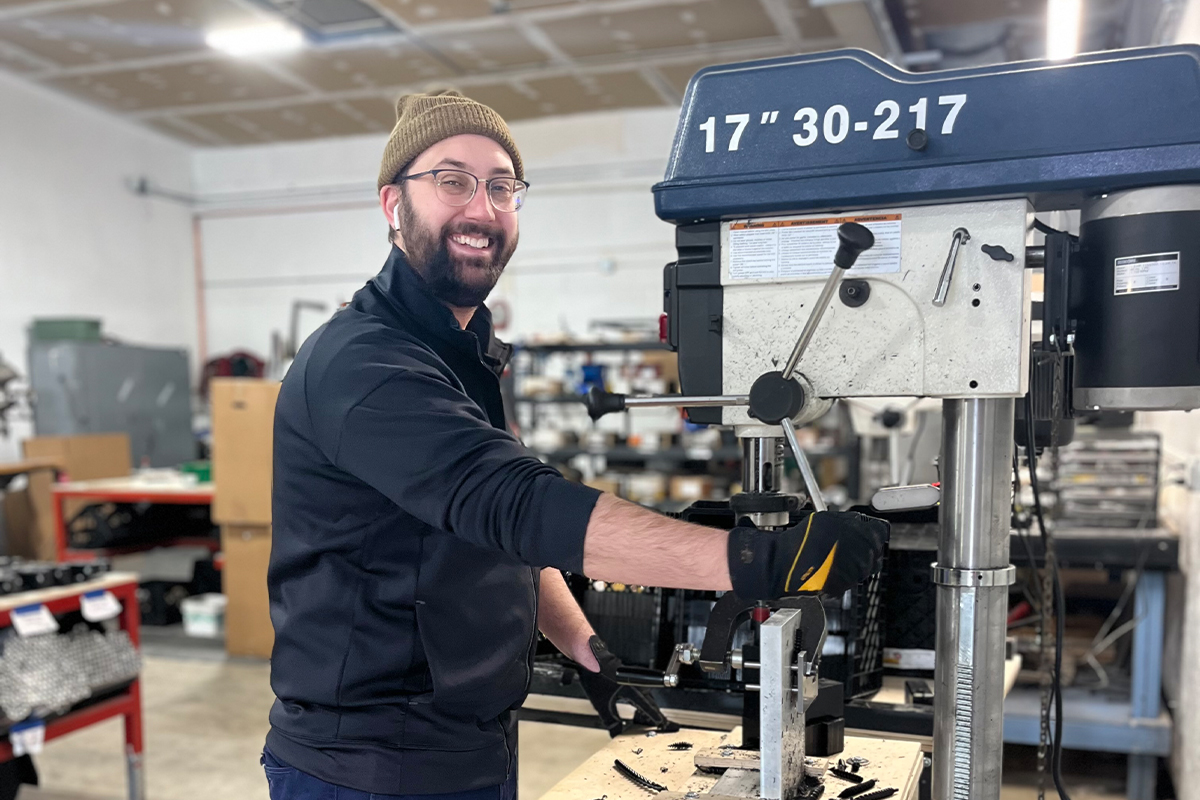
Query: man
[{"left": 263, "top": 90, "right": 888, "bottom": 799}]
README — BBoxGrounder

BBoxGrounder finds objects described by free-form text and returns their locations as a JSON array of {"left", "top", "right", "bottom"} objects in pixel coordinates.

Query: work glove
[
  {"left": 726, "top": 510, "right": 889, "bottom": 601},
  {"left": 575, "top": 636, "right": 679, "bottom": 738}
]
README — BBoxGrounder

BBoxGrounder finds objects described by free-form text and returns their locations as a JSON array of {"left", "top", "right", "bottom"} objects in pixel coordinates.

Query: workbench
[{"left": 539, "top": 726, "right": 923, "bottom": 800}]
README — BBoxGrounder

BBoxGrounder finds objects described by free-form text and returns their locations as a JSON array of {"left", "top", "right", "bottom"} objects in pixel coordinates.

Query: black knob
[
  {"left": 879, "top": 408, "right": 904, "bottom": 429},
  {"left": 833, "top": 222, "right": 876, "bottom": 269},
  {"left": 583, "top": 387, "right": 626, "bottom": 421},
  {"left": 906, "top": 128, "right": 929, "bottom": 151},
  {"left": 748, "top": 371, "right": 806, "bottom": 425}
]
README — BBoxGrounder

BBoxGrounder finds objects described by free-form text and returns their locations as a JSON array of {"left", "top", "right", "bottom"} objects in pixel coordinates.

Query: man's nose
[{"left": 462, "top": 184, "right": 496, "bottom": 222}]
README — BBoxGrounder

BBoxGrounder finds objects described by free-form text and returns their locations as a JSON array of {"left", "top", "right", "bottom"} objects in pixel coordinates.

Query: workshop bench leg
[{"left": 1126, "top": 571, "right": 1166, "bottom": 800}]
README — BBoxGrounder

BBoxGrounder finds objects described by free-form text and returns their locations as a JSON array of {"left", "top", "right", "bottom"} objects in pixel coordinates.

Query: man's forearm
[
  {"left": 538, "top": 568, "right": 599, "bottom": 670},
  {"left": 581, "top": 494, "right": 733, "bottom": 591}
]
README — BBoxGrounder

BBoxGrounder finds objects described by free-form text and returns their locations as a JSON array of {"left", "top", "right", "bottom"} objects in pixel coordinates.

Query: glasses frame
[{"left": 398, "top": 169, "right": 530, "bottom": 213}]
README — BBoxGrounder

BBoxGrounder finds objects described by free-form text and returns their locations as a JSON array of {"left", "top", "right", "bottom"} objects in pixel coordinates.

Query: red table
[{"left": 0, "top": 573, "right": 145, "bottom": 799}]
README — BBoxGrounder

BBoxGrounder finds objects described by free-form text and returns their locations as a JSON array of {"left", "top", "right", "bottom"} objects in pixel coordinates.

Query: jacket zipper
[{"left": 505, "top": 566, "right": 538, "bottom": 779}]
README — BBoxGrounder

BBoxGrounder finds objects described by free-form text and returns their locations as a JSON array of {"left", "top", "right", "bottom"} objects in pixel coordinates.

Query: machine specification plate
[
  {"left": 1114, "top": 251, "right": 1180, "bottom": 295},
  {"left": 728, "top": 214, "right": 902, "bottom": 281}
]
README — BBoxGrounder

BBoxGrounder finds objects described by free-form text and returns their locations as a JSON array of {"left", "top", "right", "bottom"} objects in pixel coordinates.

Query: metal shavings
[
  {"left": 647, "top": 730, "right": 657, "bottom": 737},
  {"left": 668, "top": 742, "right": 693, "bottom": 751},
  {"left": 661, "top": 767, "right": 669, "bottom": 773},
  {"left": 854, "top": 789, "right": 897, "bottom": 800},
  {"left": 800, "top": 785, "right": 826, "bottom": 800},
  {"left": 613, "top": 759, "right": 667, "bottom": 792},
  {"left": 839, "top": 778, "right": 877, "bottom": 798},
  {"left": 846, "top": 757, "right": 870, "bottom": 768},
  {"left": 828, "top": 768, "right": 863, "bottom": 785},
  {"left": 633, "top": 748, "right": 643, "bottom": 755}
]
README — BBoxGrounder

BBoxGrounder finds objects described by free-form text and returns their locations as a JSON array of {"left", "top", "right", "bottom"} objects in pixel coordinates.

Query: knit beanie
[{"left": 377, "top": 89, "right": 524, "bottom": 191}]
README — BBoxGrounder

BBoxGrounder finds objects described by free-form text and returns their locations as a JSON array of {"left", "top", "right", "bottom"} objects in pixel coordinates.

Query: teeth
[{"left": 452, "top": 234, "right": 490, "bottom": 249}]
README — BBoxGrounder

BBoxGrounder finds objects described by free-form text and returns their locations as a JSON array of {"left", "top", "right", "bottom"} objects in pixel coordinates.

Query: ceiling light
[
  {"left": 1046, "top": 0, "right": 1082, "bottom": 60},
  {"left": 205, "top": 22, "right": 304, "bottom": 56}
]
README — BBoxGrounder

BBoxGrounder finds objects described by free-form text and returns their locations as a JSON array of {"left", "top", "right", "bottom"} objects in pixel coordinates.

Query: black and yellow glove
[{"left": 726, "top": 510, "right": 889, "bottom": 600}]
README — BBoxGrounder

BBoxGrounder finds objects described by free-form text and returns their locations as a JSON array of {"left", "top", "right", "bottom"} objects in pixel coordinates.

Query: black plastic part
[
  {"left": 878, "top": 409, "right": 903, "bottom": 429},
  {"left": 905, "top": 128, "right": 928, "bottom": 151},
  {"left": 834, "top": 223, "right": 876, "bottom": 269},
  {"left": 806, "top": 715, "right": 845, "bottom": 758},
  {"left": 1042, "top": 231, "right": 1078, "bottom": 350},
  {"left": 981, "top": 244, "right": 1015, "bottom": 262},
  {"left": 729, "top": 492, "right": 798, "bottom": 516},
  {"left": 664, "top": 222, "right": 724, "bottom": 424},
  {"left": 698, "top": 593, "right": 756, "bottom": 671},
  {"left": 839, "top": 279, "right": 870, "bottom": 307},
  {"left": 748, "top": 371, "right": 806, "bottom": 425},
  {"left": 905, "top": 679, "right": 935, "bottom": 706},
  {"left": 583, "top": 387, "right": 626, "bottom": 421}
]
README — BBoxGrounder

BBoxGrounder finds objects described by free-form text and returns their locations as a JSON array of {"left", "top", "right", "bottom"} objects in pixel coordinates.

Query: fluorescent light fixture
[
  {"left": 1046, "top": 0, "right": 1082, "bottom": 60},
  {"left": 205, "top": 22, "right": 304, "bottom": 56}
]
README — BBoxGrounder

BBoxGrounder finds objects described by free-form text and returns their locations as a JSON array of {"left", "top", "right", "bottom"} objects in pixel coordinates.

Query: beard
[{"left": 397, "top": 189, "right": 518, "bottom": 308}]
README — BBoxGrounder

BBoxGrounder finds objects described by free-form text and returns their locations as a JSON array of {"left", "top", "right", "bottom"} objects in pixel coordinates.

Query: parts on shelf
[
  {"left": 67, "top": 501, "right": 217, "bottom": 549},
  {"left": 0, "top": 626, "right": 140, "bottom": 723},
  {"left": 1049, "top": 429, "right": 1160, "bottom": 529},
  {"left": 0, "top": 559, "right": 112, "bottom": 596}
]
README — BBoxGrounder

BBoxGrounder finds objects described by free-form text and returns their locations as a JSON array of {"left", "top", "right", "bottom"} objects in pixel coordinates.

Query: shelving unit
[{"left": 0, "top": 572, "right": 144, "bottom": 800}]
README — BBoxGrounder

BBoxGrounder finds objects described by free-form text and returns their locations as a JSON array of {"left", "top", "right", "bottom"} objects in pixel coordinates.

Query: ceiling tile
[
  {"left": 45, "top": 58, "right": 305, "bottom": 111},
  {"left": 793, "top": 0, "right": 836, "bottom": 40},
  {"left": 656, "top": 46, "right": 797, "bottom": 96},
  {"left": 180, "top": 100, "right": 379, "bottom": 143},
  {"left": 142, "top": 114, "right": 222, "bottom": 143},
  {"left": 337, "top": 95, "right": 398, "bottom": 129},
  {"left": 267, "top": 43, "right": 451, "bottom": 92},
  {"left": 908, "top": 0, "right": 1042, "bottom": 28},
  {"left": 469, "top": 70, "right": 667, "bottom": 121},
  {"left": 0, "top": 0, "right": 268, "bottom": 67},
  {"left": 539, "top": 0, "right": 780, "bottom": 60},
  {"left": 423, "top": 25, "right": 549, "bottom": 72},
  {"left": 372, "top": 0, "right": 494, "bottom": 25}
]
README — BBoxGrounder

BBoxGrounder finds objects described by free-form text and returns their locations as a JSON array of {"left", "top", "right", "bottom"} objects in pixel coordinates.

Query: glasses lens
[
  {"left": 488, "top": 179, "right": 527, "bottom": 212},
  {"left": 434, "top": 171, "right": 476, "bottom": 205}
]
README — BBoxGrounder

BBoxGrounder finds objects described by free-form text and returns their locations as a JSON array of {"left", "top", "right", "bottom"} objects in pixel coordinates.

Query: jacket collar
[{"left": 369, "top": 245, "right": 512, "bottom": 372}]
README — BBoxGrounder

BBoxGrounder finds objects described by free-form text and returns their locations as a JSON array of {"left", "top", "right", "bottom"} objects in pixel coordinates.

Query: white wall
[
  {"left": 0, "top": 73, "right": 196, "bottom": 461},
  {"left": 190, "top": 107, "right": 682, "bottom": 362}
]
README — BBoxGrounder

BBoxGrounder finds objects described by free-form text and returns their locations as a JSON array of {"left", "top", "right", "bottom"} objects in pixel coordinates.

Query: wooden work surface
[
  {"left": 538, "top": 727, "right": 923, "bottom": 800},
  {"left": 54, "top": 477, "right": 213, "bottom": 497},
  {"left": 0, "top": 572, "right": 139, "bottom": 612}
]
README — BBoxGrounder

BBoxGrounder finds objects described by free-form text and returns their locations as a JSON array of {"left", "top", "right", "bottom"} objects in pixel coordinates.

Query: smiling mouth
[{"left": 448, "top": 233, "right": 493, "bottom": 251}]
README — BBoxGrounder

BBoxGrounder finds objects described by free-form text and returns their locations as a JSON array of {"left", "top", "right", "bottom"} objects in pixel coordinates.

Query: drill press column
[{"left": 933, "top": 399, "right": 1017, "bottom": 800}]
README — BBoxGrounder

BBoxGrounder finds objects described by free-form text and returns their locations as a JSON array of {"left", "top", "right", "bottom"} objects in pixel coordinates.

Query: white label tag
[
  {"left": 1114, "top": 251, "right": 1180, "bottom": 295},
  {"left": 728, "top": 214, "right": 902, "bottom": 281},
  {"left": 10, "top": 720, "right": 45, "bottom": 756},
  {"left": 81, "top": 590, "right": 121, "bottom": 622},
  {"left": 11, "top": 605, "right": 58, "bottom": 638}
]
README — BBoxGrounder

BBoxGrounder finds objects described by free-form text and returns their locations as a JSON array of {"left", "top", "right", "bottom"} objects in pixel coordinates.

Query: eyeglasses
[{"left": 398, "top": 169, "right": 529, "bottom": 213}]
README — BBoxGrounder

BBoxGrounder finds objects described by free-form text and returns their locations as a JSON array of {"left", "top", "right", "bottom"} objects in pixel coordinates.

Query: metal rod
[
  {"left": 932, "top": 227, "right": 971, "bottom": 307},
  {"left": 933, "top": 399, "right": 1015, "bottom": 800},
  {"left": 622, "top": 394, "right": 748, "bottom": 409},
  {"left": 781, "top": 264, "right": 844, "bottom": 380},
  {"left": 781, "top": 422, "right": 828, "bottom": 512},
  {"left": 1025, "top": 246, "right": 1045, "bottom": 269}
]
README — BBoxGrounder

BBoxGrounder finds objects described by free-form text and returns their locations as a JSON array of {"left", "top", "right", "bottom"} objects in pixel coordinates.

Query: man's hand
[
  {"left": 575, "top": 636, "right": 679, "bottom": 737},
  {"left": 726, "top": 510, "right": 889, "bottom": 600}
]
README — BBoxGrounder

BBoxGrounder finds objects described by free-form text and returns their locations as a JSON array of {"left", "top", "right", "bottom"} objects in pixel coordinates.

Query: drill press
[{"left": 585, "top": 44, "right": 1200, "bottom": 800}]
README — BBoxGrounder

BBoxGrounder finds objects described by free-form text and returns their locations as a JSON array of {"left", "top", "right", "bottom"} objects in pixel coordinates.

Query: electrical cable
[
  {"left": 1025, "top": 394, "right": 1073, "bottom": 800},
  {"left": 1033, "top": 218, "right": 1067, "bottom": 237}
]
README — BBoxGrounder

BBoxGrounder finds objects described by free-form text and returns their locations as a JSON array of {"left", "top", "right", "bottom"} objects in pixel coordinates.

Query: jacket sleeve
[{"left": 326, "top": 366, "right": 602, "bottom": 572}]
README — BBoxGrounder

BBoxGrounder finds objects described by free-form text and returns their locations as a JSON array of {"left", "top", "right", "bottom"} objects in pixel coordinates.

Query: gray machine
[
  {"left": 586, "top": 45, "right": 1200, "bottom": 800},
  {"left": 29, "top": 340, "right": 194, "bottom": 468}
]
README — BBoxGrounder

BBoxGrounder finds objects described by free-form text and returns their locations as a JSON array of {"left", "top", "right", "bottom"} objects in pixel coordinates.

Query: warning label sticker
[
  {"left": 1114, "top": 251, "right": 1180, "bottom": 295},
  {"left": 727, "top": 214, "right": 902, "bottom": 281}
]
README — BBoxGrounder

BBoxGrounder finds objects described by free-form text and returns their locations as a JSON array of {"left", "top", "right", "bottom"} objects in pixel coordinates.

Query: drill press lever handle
[
  {"left": 582, "top": 387, "right": 748, "bottom": 421},
  {"left": 780, "top": 222, "right": 875, "bottom": 381},
  {"left": 932, "top": 227, "right": 971, "bottom": 307},
  {"left": 780, "top": 420, "right": 827, "bottom": 512}
]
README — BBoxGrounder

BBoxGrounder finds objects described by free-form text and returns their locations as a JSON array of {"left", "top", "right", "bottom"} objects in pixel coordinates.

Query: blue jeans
[{"left": 261, "top": 748, "right": 518, "bottom": 800}]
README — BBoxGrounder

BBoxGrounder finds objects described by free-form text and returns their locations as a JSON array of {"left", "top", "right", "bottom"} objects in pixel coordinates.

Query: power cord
[{"left": 1024, "top": 393, "right": 1073, "bottom": 800}]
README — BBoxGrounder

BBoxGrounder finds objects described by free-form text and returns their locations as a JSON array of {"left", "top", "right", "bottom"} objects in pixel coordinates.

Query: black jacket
[{"left": 265, "top": 246, "right": 601, "bottom": 794}]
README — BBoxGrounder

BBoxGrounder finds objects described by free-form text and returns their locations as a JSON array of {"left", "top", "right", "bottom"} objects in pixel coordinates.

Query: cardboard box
[
  {"left": 211, "top": 379, "right": 280, "bottom": 525},
  {"left": 18, "top": 434, "right": 131, "bottom": 560},
  {"left": 222, "top": 523, "right": 274, "bottom": 659}
]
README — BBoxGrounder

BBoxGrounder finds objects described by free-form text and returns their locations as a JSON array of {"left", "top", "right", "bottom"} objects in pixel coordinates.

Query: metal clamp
[{"left": 930, "top": 563, "right": 1016, "bottom": 587}]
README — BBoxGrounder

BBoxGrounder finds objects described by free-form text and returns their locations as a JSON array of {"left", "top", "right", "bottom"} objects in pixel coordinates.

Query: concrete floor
[{"left": 15, "top": 635, "right": 1131, "bottom": 800}]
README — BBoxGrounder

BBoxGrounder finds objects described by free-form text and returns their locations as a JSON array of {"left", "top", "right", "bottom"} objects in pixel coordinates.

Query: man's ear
[{"left": 380, "top": 185, "right": 405, "bottom": 248}]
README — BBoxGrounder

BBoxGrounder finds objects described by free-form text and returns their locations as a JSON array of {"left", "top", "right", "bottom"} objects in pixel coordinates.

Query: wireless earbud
[{"left": 392, "top": 206, "right": 400, "bottom": 230}]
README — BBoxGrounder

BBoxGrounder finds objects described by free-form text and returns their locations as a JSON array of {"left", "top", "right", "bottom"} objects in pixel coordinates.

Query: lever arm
[{"left": 780, "top": 420, "right": 828, "bottom": 512}]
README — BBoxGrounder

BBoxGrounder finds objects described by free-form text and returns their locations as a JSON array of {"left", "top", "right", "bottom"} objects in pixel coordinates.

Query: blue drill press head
[{"left": 653, "top": 46, "right": 1200, "bottom": 223}]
